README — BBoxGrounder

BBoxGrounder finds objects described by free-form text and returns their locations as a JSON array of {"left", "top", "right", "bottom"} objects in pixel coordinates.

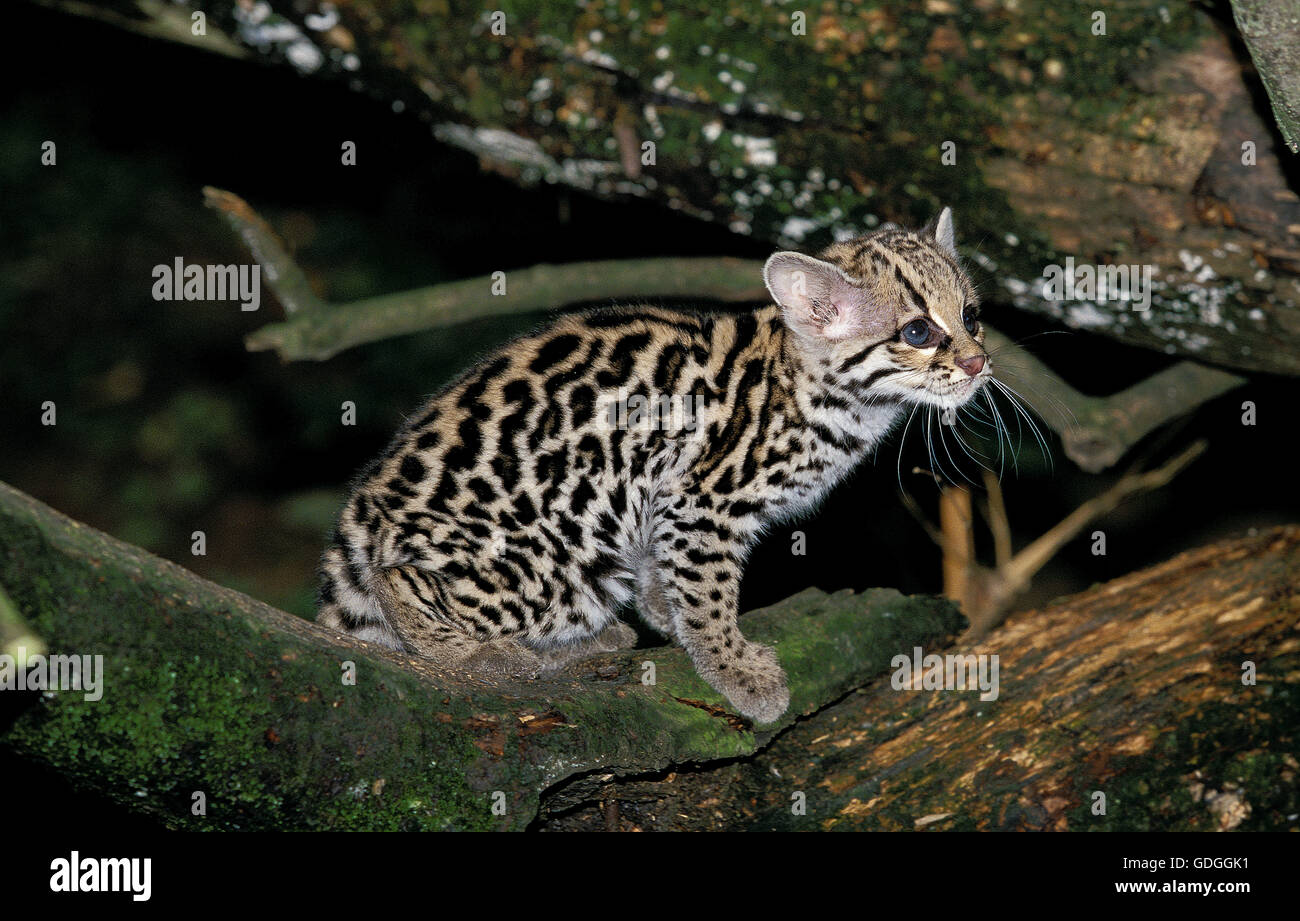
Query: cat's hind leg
[
  {"left": 371, "top": 565, "right": 545, "bottom": 679},
  {"left": 533, "top": 618, "right": 639, "bottom": 670},
  {"left": 635, "top": 566, "right": 680, "bottom": 640}
]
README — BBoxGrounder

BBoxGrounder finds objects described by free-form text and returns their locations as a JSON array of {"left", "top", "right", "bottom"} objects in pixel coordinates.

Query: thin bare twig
[
  {"left": 980, "top": 469, "right": 1013, "bottom": 571},
  {"left": 939, "top": 486, "right": 975, "bottom": 610},
  {"left": 204, "top": 187, "right": 323, "bottom": 316},
  {"left": 965, "top": 440, "right": 1208, "bottom": 637}
]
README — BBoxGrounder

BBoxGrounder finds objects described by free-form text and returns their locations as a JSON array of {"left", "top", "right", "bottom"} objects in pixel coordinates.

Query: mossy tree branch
[
  {"left": 0, "top": 480, "right": 963, "bottom": 831},
  {"left": 1230, "top": 0, "right": 1300, "bottom": 152},
  {"left": 47, "top": 0, "right": 1300, "bottom": 374}
]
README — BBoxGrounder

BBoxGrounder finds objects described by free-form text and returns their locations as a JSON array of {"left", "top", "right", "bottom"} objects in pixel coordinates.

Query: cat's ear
[
  {"left": 926, "top": 206, "right": 958, "bottom": 259},
  {"left": 763, "top": 252, "right": 883, "bottom": 341}
]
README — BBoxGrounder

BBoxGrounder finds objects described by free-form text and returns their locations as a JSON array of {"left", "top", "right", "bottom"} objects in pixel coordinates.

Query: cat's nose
[{"left": 956, "top": 353, "right": 986, "bottom": 377}]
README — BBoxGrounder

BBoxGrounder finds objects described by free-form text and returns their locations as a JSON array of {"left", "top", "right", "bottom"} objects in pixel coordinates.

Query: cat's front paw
[{"left": 715, "top": 642, "right": 790, "bottom": 725}]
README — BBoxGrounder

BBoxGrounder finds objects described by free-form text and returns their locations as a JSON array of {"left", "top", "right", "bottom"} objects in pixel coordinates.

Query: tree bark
[
  {"left": 4, "top": 480, "right": 1294, "bottom": 832},
  {"left": 43, "top": 0, "right": 1300, "bottom": 375},
  {"left": 539, "top": 526, "right": 1300, "bottom": 831},
  {"left": 0, "top": 480, "right": 961, "bottom": 830},
  {"left": 1231, "top": 0, "right": 1300, "bottom": 152},
  {"left": 209, "top": 184, "right": 1244, "bottom": 476}
]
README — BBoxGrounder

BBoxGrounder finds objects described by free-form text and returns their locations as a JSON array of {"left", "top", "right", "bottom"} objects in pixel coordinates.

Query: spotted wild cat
[{"left": 318, "top": 207, "right": 989, "bottom": 723}]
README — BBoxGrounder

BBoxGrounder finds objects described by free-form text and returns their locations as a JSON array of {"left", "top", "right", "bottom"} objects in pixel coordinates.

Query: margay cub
[{"left": 318, "top": 208, "right": 989, "bottom": 723}]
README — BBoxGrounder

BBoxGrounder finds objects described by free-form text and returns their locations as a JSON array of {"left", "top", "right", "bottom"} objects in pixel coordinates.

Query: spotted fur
[{"left": 318, "top": 208, "right": 989, "bottom": 722}]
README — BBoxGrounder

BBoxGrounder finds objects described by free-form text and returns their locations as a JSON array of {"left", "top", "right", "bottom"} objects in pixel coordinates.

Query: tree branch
[
  {"left": 55, "top": 0, "right": 1300, "bottom": 374},
  {"left": 965, "top": 440, "right": 1208, "bottom": 636},
  {"left": 212, "top": 189, "right": 1246, "bottom": 472},
  {"left": 550, "top": 524, "right": 1300, "bottom": 831},
  {"left": 204, "top": 187, "right": 323, "bottom": 316},
  {"left": 0, "top": 479, "right": 963, "bottom": 830},
  {"left": 980, "top": 470, "right": 1013, "bottom": 570},
  {"left": 1231, "top": 0, "right": 1300, "bottom": 152},
  {"left": 0, "top": 582, "right": 45, "bottom": 660},
  {"left": 984, "top": 328, "right": 1245, "bottom": 473},
  {"left": 243, "top": 257, "right": 768, "bottom": 360}
]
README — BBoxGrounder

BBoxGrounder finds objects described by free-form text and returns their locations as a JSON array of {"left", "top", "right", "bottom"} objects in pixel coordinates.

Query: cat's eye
[
  {"left": 962, "top": 305, "right": 980, "bottom": 335},
  {"left": 901, "top": 319, "right": 934, "bottom": 347}
]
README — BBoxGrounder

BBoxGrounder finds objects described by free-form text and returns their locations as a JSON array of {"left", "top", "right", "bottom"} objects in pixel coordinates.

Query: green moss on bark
[{"left": 0, "top": 481, "right": 963, "bottom": 830}]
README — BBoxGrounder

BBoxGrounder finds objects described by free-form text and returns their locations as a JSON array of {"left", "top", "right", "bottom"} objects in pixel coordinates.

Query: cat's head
[{"left": 763, "top": 207, "right": 989, "bottom": 411}]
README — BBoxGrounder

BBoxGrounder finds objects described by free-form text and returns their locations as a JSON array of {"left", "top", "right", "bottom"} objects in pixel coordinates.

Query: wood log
[
  {"left": 42, "top": 0, "right": 1300, "bottom": 375},
  {"left": 0, "top": 480, "right": 961, "bottom": 830},
  {"left": 1231, "top": 0, "right": 1300, "bottom": 152},
  {"left": 538, "top": 526, "right": 1300, "bottom": 831},
  {"left": 5, "top": 478, "right": 1294, "bottom": 832}
]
